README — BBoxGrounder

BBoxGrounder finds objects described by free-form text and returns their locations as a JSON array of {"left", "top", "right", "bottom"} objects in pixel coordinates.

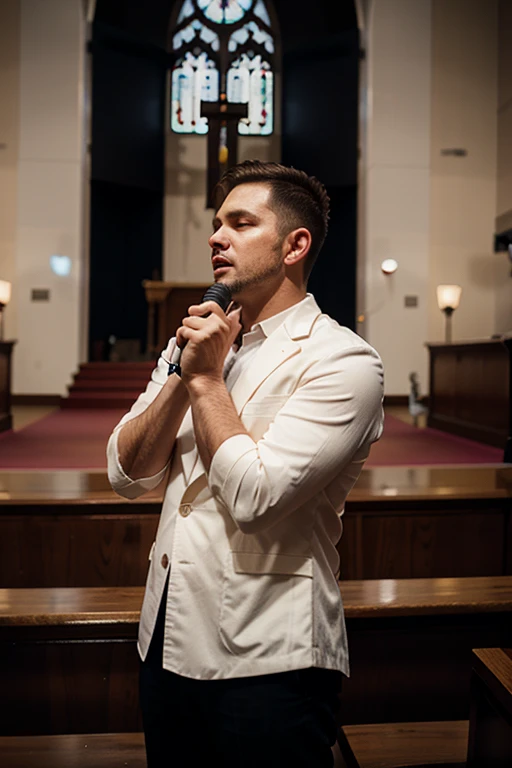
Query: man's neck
[
  {"left": 240, "top": 279, "right": 306, "bottom": 333},
  {"left": 240, "top": 283, "right": 307, "bottom": 332}
]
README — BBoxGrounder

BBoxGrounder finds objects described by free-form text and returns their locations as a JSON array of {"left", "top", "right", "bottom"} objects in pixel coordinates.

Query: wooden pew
[
  {"left": 340, "top": 465, "right": 512, "bottom": 580},
  {"left": 467, "top": 647, "right": 512, "bottom": 766},
  {"left": 337, "top": 721, "right": 469, "bottom": 768},
  {"left": 0, "top": 471, "right": 160, "bottom": 587},
  {"left": 1, "top": 466, "right": 511, "bottom": 587},
  {"left": 0, "top": 733, "right": 146, "bottom": 768},
  {"left": 338, "top": 647, "right": 512, "bottom": 768},
  {"left": 1, "top": 576, "right": 511, "bottom": 736}
]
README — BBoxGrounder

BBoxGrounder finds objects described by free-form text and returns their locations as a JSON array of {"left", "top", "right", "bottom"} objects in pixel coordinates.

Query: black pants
[{"left": 139, "top": 583, "right": 342, "bottom": 767}]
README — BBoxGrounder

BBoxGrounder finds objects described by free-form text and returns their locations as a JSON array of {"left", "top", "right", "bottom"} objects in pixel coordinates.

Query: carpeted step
[
  {"left": 63, "top": 362, "right": 156, "bottom": 409},
  {"left": 61, "top": 392, "right": 140, "bottom": 409},
  {"left": 71, "top": 380, "right": 151, "bottom": 392},
  {"left": 75, "top": 365, "right": 154, "bottom": 380}
]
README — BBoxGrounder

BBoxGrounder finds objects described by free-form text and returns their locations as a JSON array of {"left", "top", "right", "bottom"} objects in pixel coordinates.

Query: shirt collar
[{"left": 241, "top": 294, "right": 310, "bottom": 348}]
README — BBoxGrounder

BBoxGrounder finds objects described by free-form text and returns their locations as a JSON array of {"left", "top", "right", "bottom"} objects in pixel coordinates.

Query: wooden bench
[
  {"left": 467, "top": 647, "right": 512, "bottom": 766},
  {"left": 0, "top": 733, "right": 146, "bottom": 768},
  {"left": 1, "top": 576, "right": 511, "bottom": 736},
  {"left": 337, "top": 646, "right": 512, "bottom": 767},
  {"left": 336, "top": 720, "right": 469, "bottom": 768},
  {"left": 1, "top": 465, "right": 511, "bottom": 587}
]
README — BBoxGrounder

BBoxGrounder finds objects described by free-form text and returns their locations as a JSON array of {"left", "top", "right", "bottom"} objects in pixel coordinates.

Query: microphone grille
[{"left": 201, "top": 283, "right": 232, "bottom": 311}]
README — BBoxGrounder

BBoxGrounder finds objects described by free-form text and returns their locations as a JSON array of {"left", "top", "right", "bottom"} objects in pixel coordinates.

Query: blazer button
[
  {"left": 161, "top": 553, "right": 169, "bottom": 569},
  {"left": 180, "top": 503, "right": 191, "bottom": 517}
]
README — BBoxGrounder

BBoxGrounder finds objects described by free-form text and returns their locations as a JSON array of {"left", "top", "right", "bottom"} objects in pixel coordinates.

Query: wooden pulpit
[
  {"left": 143, "top": 281, "right": 210, "bottom": 358},
  {"left": 426, "top": 336, "right": 512, "bottom": 458}
]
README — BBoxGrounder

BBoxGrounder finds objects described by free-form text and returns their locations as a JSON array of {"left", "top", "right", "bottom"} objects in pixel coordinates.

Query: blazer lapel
[{"left": 229, "top": 324, "right": 301, "bottom": 414}]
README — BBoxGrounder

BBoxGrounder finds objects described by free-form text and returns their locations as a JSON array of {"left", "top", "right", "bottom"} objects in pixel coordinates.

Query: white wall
[
  {"left": 495, "top": 0, "right": 512, "bottom": 332},
  {"left": 0, "top": 0, "right": 20, "bottom": 341},
  {"left": 363, "top": 0, "right": 431, "bottom": 395},
  {"left": 428, "top": 0, "right": 499, "bottom": 344},
  {"left": 14, "top": 0, "right": 86, "bottom": 395},
  {"left": 362, "top": 0, "right": 501, "bottom": 394}
]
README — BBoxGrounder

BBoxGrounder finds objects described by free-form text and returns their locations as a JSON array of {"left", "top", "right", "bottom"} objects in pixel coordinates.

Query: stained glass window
[{"left": 170, "top": 0, "right": 275, "bottom": 136}]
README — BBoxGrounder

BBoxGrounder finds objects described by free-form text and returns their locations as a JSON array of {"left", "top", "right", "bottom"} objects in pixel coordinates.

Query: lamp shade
[
  {"left": 0, "top": 281, "right": 11, "bottom": 305},
  {"left": 381, "top": 259, "right": 398, "bottom": 275},
  {"left": 437, "top": 284, "right": 462, "bottom": 311}
]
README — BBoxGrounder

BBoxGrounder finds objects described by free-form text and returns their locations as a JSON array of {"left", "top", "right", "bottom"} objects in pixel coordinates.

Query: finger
[
  {"left": 187, "top": 301, "right": 225, "bottom": 318},
  {"left": 179, "top": 326, "right": 203, "bottom": 344},
  {"left": 176, "top": 327, "right": 185, "bottom": 349},
  {"left": 227, "top": 307, "right": 242, "bottom": 344},
  {"left": 182, "top": 315, "right": 207, "bottom": 330}
]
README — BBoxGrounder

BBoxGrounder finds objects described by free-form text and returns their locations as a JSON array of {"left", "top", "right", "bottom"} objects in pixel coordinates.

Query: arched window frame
[{"left": 168, "top": 0, "right": 277, "bottom": 136}]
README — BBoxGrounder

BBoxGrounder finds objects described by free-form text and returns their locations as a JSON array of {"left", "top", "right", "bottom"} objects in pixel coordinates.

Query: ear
[{"left": 283, "top": 228, "right": 312, "bottom": 268}]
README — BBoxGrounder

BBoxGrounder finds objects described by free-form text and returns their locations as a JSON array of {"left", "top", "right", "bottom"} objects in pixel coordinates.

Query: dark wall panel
[
  {"left": 276, "top": 0, "right": 359, "bottom": 328},
  {"left": 89, "top": 181, "right": 162, "bottom": 358},
  {"left": 91, "top": 28, "right": 166, "bottom": 192},
  {"left": 89, "top": 20, "right": 168, "bottom": 357}
]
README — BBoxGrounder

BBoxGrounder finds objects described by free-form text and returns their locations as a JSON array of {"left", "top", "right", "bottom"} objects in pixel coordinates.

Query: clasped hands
[{"left": 176, "top": 300, "right": 242, "bottom": 386}]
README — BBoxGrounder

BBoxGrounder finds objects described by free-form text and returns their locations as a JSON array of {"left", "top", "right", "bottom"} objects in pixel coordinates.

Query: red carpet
[
  {"left": 0, "top": 410, "right": 126, "bottom": 470},
  {"left": 367, "top": 415, "right": 505, "bottom": 466},
  {"left": 0, "top": 410, "right": 505, "bottom": 470}
]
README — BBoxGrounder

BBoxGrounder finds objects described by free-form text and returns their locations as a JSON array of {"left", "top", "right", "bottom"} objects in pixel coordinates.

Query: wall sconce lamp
[
  {"left": 381, "top": 259, "right": 398, "bottom": 275},
  {"left": 357, "top": 260, "right": 399, "bottom": 324},
  {"left": 0, "top": 281, "right": 11, "bottom": 341},
  {"left": 437, "top": 284, "right": 462, "bottom": 343}
]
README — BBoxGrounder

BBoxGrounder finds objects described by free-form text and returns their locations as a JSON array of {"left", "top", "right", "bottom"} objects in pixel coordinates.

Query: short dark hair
[{"left": 214, "top": 160, "right": 330, "bottom": 279}]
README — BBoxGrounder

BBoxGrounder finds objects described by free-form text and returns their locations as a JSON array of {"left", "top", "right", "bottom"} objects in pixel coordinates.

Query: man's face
[{"left": 209, "top": 182, "right": 284, "bottom": 300}]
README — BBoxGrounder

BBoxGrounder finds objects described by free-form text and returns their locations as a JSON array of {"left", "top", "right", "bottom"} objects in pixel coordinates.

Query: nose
[{"left": 209, "top": 226, "right": 229, "bottom": 251}]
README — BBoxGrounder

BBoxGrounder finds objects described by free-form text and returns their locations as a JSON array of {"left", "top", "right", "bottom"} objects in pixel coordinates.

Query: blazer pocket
[
  {"left": 242, "top": 395, "right": 289, "bottom": 418},
  {"left": 219, "top": 552, "right": 313, "bottom": 657}
]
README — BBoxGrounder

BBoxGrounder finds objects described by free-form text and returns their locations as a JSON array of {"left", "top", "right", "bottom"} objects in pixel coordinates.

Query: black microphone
[{"left": 167, "top": 283, "right": 232, "bottom": 377}]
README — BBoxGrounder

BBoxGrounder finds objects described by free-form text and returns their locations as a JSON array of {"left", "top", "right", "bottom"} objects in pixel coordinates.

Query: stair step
[
  {"left": 79, "top": 362, "right": 155, "bottom": 371},
  {"left": 64, "top": 362, "right": 156, "bottom": 409},
  {"left": 76, "top": 368, "right": 154, "bottom": 380},
  {"left": 71, "top": 381, "right": 149, "bottom": 392},
  {"left": 62, "top": 394, "right": 139, "bottom": 409}
]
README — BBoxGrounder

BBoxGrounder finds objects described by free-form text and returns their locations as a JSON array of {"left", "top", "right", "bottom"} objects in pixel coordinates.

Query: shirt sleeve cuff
[
  {"left": 107, "top": 426, "right": 169, "bottom": 499},
  {"left": 208, "top": 433, "right": 258, "bottom": 502}
]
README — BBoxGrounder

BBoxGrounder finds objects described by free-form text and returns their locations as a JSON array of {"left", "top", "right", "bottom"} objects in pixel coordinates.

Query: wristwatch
[{"left": 167, "top": 362, "right": 182, "bottom": 377}]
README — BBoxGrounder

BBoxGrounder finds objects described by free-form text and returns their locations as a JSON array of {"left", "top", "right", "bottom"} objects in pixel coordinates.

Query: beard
[{"left": 220, "top": 242, "right": 284, "bottom": 298}]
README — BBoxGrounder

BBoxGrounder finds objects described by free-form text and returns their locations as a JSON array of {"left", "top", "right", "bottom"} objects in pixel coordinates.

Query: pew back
[{"left": 1, "top": 577, "right": 511, "bottom": 735}]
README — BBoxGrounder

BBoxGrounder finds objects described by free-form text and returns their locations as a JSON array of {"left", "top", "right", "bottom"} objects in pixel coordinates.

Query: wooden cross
[{"left": 201, "top": 94, "right": 248, "bottom": 208}]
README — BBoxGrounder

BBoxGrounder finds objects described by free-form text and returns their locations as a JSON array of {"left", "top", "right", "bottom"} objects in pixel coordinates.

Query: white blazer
[{"left": 107, "top": 295, "right": 384, "bottom": 680}]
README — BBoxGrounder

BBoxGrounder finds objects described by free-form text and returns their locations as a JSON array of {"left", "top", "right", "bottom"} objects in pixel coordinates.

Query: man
[{"left": 107, "top": 160, "right": 384, "bottom": 767}]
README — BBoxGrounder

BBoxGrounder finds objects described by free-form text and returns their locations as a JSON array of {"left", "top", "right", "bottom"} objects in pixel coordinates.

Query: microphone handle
[{"left": 168, "top": 284, "right": 232, "bottom": 377}]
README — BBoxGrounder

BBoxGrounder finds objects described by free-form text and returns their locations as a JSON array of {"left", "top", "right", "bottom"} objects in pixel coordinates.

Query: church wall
[
  {"left": 495, "top": 0, "right": 512, "bottom": 332},
  {"left": 0, "top": 0, "right": 20, "bottom": 341},
  {"left": 13, "top": 0, "right": 86, "bottom": 395},
  {"left": 428, "top": 0, "right": 499, "bottom": 346},
  {"left": 163, "top": 78, "right": 281, "bottom": 284},
  {"left": 363, "top": 0, "right": 431, "bottom": 395},
  {"left": 497, "top": 0, "right": 512, "bottom": 223}
]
